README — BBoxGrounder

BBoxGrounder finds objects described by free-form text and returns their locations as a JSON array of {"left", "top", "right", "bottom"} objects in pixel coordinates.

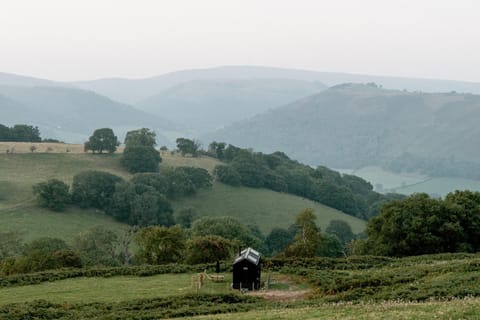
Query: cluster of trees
[
  {"left": 176, "top": 138, "right": 201, "bottom": 157},
  {"left": 0, "top": 124, "right": 41, "bottom": 142},
  {"left": 208, "top": 143, "right": 402, "bottom": 219},
  {"left": 354, "top": 190, "right": 480, "bottom": 256},
  {"left": 33, "top": 167, "right": 212, "bottom": 226},
  {"left": 0, "top": 208, "right": 358, "bottom": 275},
  {"left": 0, "top": 227, "right": 125, "bottom": 275},
  {"left": 83, "top": 127, "right": 162, "bottom": 173}
]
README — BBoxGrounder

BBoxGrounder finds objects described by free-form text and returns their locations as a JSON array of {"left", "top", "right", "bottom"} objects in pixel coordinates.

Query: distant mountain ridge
[
  {"left": 4, "top": 66, "right": 480, "bottom": 104},
  {"left": 0, "top": 85, "right": 174, "bottom": 143},
  {"left": 205, "top": 83, "right": 480, "bottom": 177},
  {"left": 136, "top": 78, "right": 326, "bottom": 135}
]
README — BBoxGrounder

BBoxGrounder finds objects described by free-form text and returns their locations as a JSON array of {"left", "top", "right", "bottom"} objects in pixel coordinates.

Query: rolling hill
[
  {"left": 69, "top": 66, "right": 480, "bottom": 105},
  {"left": 0, "top": 145, "right": 365, "bottom": 243},
  {"left": 136, "top": 79, "right": 326, "bottom": 135},
  {"left": 0, "top": 85, "right": 175, "bottom": 144},
  {"left": 206, "top": 83, "right": 480, "bottom": 179}
]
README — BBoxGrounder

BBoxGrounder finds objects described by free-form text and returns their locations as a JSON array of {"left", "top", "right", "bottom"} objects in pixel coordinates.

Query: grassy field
[
  {"left": 0, "top": 152, "right": 132, "bottom": 242},
  {"left": 176, "top": 298, "right": 480, "bottom": 320},
  {"left": 172, "top": 183, "right": 365, "bottom": 234},
  {"left": 0, "top": 143, "right": 363, "bottom": 243},
  {"left": 0, "top": 273, "right": 232, "bottom": 305},
  {"left": 0, "top": 254, "right": 479, "bottom": 319}
]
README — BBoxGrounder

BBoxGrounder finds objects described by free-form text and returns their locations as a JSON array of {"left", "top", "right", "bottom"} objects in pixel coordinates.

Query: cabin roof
[{"left": 234, "top": 247, "right": 261, "bottom": 266}]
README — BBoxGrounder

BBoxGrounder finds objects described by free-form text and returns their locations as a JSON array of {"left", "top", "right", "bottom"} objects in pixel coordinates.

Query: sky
[{"left": 1, "top": 0, "right": 480, "bottom": 82}]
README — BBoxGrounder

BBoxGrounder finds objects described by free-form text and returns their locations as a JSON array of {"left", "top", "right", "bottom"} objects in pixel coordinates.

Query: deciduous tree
[
  {"left": 84, "top": 128, "right": 119, "bottom": 154},
  {"left": 33, "top": 179, "right": 71, "bottom": 211}
]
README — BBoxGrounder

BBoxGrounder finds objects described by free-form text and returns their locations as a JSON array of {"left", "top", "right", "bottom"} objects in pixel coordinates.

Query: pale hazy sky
[{"left": 1, "top": 0, "right": 479, "bottom": 82}]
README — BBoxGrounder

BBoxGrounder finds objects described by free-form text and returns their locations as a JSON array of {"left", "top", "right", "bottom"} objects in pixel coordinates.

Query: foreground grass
[
  {"left": 0, "top": 273, "right": 232, "bottom": 305},
  {"left": 177, "top": 298, "right": 480, "bottom": 320}
]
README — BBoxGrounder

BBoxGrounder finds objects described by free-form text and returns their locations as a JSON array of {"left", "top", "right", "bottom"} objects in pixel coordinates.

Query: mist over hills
[
  {"left": 0, "top": 85, "right": 174, "bottom": 143},
  {"left": 69, "top": 66, "right": 480, "bottom": 105},
  {"left": 136, "top": 78, "right": 326, "bottom": 135},
  {"left": 206, "top": 83, "right": 480, "bottom": 178},
  {"left": 3, "top": 66, "right": 480, "bottom": 176}
]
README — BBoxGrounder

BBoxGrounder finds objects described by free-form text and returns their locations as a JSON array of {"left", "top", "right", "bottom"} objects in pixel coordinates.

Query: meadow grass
[
  {"left": 175, "top": 298, "right": 480, "bottom": 320},
  {"left": 0, "top": 147, "right": 364, "bottom": 242},
  {"left": 172, "top": 183, "right": 365, "bottom": 234},
  {"left": 0, "top": 273, "right": 232, "bottom": 305}
]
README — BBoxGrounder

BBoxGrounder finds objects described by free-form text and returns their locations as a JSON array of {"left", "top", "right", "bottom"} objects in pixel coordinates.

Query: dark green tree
[
  {"left": 134, "top": 225, "right": 186, "bottom": 264},
  {"left": 2, "top": 237, "right": 81, "bottom": 275},
  {"left": 84, "top": 128, "right": 119, "bottom": 154},
  {"left": 265, "top": 227, "right": 294, "bottom": 256},
  {"left": 71, "top": 171, "right": 123, "bottom": 210},
  {"left": 0, "top": 231, "right": 23, "bottom": 261},
  {"left": 73, "top": 226, "right": 119, "bottom": 266},
  {"left": 363, "top": 193, "right": 463, "bottom": 256},
  {"left": 124, "top": 128, "right": 156, "bottom": 147},
  {"left": 10, "top": 124, "right": 41, "bottom": 142},
  {"left": 208, "top": 141, "right": 226, "bottom": 160},
  {"left": 33, "top": 179, "right": 71, "bottom": 211},
  {"left": 175, "top": 207, "right": 198, "bottom": 228},
  {"left": 108, "top": 181, "right": 174, "bottom": 226},
  {"left": 186, "top": 235, "right": 233, "bottom": 264},
  {"left": 191, "top": 216, "right": 262, "bottom": 248},
  {"left": 213, "top": 165, "right": 242, "bottom": 186},
  {"left": 176, "top": 138, "right": 200, "bottom": 157},
  {"left": 319, "top": 234, "right": 345, "bottom": 257},
  {"left": 444, "top": 190, "right": 480, "bottom": 252},
  {"left": 325, "top": 220, "right": 355, "bottom": 244},
  {"left": 121, "top": 145, "right": 161, "bottom": 173}
]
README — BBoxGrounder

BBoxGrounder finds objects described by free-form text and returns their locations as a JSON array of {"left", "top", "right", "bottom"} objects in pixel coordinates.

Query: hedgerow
[{"left": 0, "top": 293, "right": 262, "bottom": 319}]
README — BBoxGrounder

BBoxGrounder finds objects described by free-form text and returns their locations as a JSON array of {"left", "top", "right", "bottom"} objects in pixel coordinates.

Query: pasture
[
  {"left": 0, "top": 254, "right": 479, "bottom": 319},
  {"left": 0, "top": 143, "right": 363, "bottom": 243}
]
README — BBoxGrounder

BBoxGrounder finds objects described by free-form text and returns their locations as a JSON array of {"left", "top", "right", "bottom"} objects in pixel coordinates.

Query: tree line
[
  {"left": 206, "top": 142, "right": 403, "bottom": 220},
  {"left": 0, "top": 209, "right": 357, "bottom": 275},
  {"left": 353, "top": 190, "right": 480, "bottom": 256},
  {"left": 0, "top": 124, "right": 42, "bottom": 142}
]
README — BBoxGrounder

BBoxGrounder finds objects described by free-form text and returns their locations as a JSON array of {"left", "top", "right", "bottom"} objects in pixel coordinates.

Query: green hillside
[
  {"left": 207, "top": 84, "right": 480, "bottom": 181},
  {"left": 172, "top": 183, "right": 365, "bottom": 235},
  {"left": 136, "top": 79, "right": 325, "bottom": 135},
  {"left": 0, "top": 85, "right": 173, "bottom": 144},
  {"left": 0, "top": 149, "right": 363, "bottom": 243}
]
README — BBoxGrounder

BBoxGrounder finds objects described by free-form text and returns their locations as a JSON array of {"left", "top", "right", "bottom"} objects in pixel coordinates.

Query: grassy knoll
[
  {"left": 1, "top": 147, "right": 364, "bottom": 242},
  {"left": 172, "top": 183, "right": 366, "bottom": 235},
  {"left": 0, "top": 152, "right": 131, "bottom": 242}
]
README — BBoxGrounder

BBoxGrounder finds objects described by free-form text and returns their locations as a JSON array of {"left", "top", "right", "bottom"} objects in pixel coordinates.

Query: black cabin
[{"left": 232, "top": 247, "right": 261, "bottom": 290}]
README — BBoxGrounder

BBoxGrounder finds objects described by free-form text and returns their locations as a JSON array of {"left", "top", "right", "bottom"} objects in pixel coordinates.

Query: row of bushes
[
  {"left": 280, "top": 253, "right": 480, "bottom": 302},
  {"left": 0, "top": 293, "right": 262, "bottom": 320}
]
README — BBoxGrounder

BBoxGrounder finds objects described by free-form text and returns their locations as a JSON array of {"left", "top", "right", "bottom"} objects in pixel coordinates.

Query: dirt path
[{"left": 248, "top": 289, "right": 310, "bottom": 301}]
